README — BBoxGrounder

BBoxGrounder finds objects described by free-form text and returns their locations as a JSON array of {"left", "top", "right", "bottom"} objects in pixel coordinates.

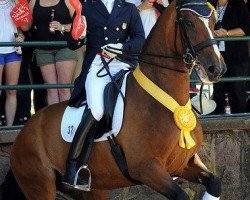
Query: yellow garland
[{"left": 133, "top": 67, "right": 196, "bottom": 149}]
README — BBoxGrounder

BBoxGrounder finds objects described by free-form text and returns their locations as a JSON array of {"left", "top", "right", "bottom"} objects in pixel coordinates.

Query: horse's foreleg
[
  {"left": 181, "top": 154, "right": 221, "bottom": 200},
  {"left": 131, "top": 159, "right": 189, "bottom": 200},
  {"left": 11, "top": 158, "right": 57, "bottom": 200}
]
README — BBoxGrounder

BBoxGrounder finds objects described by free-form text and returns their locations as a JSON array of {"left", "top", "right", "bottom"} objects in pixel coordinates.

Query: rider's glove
[{"left": 101, "top": 43, "right": 123, "bottom": 59}]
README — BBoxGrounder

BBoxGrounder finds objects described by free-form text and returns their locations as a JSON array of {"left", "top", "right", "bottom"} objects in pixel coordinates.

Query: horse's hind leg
[
  {"left": 181, "top": 154, "right": 221, "bottom": 199},
  {"left": 131, "top": 159, "right": 190, "bottom": 200},
  {"left": 11, "top": 160, "right": 57, "bottom": 200}
]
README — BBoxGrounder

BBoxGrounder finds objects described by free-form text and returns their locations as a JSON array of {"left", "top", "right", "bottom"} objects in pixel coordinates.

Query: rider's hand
[{"left": 101, "top": 43, "right": 123, "bottom": 59}]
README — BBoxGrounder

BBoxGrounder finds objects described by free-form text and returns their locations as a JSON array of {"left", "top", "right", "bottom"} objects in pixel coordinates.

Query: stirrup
[{"left": 73, "top": 165, "right": 92, "bottom": 191}]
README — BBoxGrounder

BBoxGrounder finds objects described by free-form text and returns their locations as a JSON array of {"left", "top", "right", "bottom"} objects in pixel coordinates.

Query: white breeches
[{"left": 85, "top": 55, "right": 130, "bottom": 121}]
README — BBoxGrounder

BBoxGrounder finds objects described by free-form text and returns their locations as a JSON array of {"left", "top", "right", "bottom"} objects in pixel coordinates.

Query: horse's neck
[
  {"left": 139, "top": 62, "right": 190, "bottom": 105},
  {"left": 140, "top": 17, "right": 190, "bottom": 105}
]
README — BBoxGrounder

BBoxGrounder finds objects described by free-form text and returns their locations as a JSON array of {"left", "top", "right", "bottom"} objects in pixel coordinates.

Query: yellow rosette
[{"left": 174, "top": 106, "right": 196, "bottom": 149}]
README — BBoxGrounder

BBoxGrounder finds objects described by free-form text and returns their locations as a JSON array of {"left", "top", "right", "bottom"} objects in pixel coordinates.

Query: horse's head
[
  {"left": 174, "top": 0, "right": 226, "bottom": 83},
  {"left": 141, "top": 0, "right": 226, "bottom": 84}
]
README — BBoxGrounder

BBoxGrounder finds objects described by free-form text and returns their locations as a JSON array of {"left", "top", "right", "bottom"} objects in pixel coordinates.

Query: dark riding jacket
[{"left": 68, "top": 0, "right": 145, "bottom": 107}]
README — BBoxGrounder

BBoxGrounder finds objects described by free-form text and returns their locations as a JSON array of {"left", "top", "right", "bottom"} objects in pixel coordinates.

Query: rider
[{"left": 63, "top": 0, "right": 145, "bottom": 189}]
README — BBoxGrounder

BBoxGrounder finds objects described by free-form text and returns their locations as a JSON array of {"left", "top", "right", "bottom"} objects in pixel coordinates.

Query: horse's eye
[{"left": 185, "top": 20, "right": 194, "bottom": 28}]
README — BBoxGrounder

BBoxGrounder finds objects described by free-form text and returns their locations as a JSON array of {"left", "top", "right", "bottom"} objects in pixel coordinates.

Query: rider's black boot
[{"left": 63, "top": 108, "right": 98, "bottom": 189}]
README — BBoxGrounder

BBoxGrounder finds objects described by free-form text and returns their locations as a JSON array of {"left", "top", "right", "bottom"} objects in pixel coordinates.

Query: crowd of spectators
[
  {"left": 1, "top": 0, "right": 250, "bottom": 127},
  {"left": 0, "top": 0, "right": 24, "bottom": 126},
  {"left": 211, "top": 0, "right": 250, "bottom": 114},
  {"left": 22, "top": 0, "right": 78, "bottom": 105}
]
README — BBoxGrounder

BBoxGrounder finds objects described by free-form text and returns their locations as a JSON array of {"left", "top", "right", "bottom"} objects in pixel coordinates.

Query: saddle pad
[
  {"left": 61, "top": 104, "right": 86, "bottom": 142},
  {"left": 61, "top": 72, "right": 129, "bottom": 143}
]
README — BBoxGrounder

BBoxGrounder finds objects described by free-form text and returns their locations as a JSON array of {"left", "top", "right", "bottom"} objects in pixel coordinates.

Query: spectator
[
  {"left": 64, "top": 0, "right": 145, "bottom": 187},
  {"left": 21, "top": 0, "right": 78, "bottom": 105},
  {"left": 23, "top": 29, "right": 47, "bottom": 113},
  {"left": 0, "top": 0, "right": 24, "bottom": 126},
  {"left": 210, "top": 0, "right": 250, "bottom": 114},
  {"left": 15, "top": 31, "right": 35, "bottom": 125},
  {"left": 127, "top": 0, "right": 169, "bottom": 38}
]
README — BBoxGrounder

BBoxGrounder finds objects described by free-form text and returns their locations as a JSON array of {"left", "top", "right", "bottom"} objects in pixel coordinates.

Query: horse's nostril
[{"left": 208, "top": 65, "right": 215, "bottom": 73}]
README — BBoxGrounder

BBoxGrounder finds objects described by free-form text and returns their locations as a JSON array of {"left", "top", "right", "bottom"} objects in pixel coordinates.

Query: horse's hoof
[{"left": 206, "top": 176, "right": 221, "bottom": 197}]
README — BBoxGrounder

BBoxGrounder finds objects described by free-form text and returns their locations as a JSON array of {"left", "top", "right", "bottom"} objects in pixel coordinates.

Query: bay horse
[{"left": 3, "top": 0, "right": 226, "bottom": 199}]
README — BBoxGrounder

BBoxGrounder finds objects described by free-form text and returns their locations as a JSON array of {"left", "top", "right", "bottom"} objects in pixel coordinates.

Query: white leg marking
[{"left": 202, "top": 192, "right": 220, "bottom": 200}]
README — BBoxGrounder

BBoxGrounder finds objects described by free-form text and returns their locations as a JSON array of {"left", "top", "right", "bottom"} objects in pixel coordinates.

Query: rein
[
  {"left": 105, "top": 4, "right": 216, "bottom": 75},
  {"left": 114, "top": 49, "right": 188, "bottom": 74}
]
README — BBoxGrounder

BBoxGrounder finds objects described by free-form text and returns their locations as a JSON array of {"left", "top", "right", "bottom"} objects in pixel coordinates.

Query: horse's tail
[{"left": 0, "top": 169, "right": 26, "bottom": 200}]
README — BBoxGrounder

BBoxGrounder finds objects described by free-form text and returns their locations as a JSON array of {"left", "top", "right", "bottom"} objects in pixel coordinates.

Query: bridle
[
  {"left": 107, "top": 2, "right": 217, "bottom": 74},
  {"left": 176, "top": 2, "right": 217, "bottom": 72}
]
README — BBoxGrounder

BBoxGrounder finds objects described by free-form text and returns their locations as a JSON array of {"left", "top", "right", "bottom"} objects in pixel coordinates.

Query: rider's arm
[{"left": 122, "top": 5, "right": 145, "bottom": 52}]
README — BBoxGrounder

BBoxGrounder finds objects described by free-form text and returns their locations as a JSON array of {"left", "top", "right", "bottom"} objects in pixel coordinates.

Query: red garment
[
  {"left": 70, "top": 0, "right": 86, "bottom": 40},
  {"left": 10, "top": 0, "right": 32, "bottom": 27}
]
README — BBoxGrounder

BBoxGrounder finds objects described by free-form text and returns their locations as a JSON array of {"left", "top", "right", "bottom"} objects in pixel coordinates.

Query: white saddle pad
[{"left": 61, "top": 72, "right": 129, "bottom": 143}]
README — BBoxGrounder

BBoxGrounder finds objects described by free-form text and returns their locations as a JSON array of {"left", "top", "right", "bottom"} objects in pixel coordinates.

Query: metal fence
[{"left": 0, "top": 37, "right": 250, "bottom": 130}]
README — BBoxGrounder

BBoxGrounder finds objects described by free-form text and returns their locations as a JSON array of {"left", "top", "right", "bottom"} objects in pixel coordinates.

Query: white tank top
[{"left": 0, "top": 0, "right": 17, "bottom": 54}]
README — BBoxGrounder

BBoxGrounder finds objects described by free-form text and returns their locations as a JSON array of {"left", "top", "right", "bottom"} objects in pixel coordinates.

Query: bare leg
[
  {"left": 181, "top": 154, "right": 221, "bottom": 199},
  {"left": 0, "top": 64, "right": 4, "bottom": 96},
  {"left": 40, "top": 64, "right": 59, "bottom": 105},
  {"left": 56, "top": 60, "right": 76, "bottom": 102},
  {"left": 131, "top": 159, "right": 189, "bottom": 200},
  {"left": 5, "top": 61, "right": 21, "bottom": 126}
]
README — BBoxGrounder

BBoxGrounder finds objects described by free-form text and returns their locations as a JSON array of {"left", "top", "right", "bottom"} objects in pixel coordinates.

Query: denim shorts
[
  {"left": 35, "top": 48, "right": 78, "bottom": 66},
  {"left": 0, "top": 52, "right": 22, "bottom": 65}
]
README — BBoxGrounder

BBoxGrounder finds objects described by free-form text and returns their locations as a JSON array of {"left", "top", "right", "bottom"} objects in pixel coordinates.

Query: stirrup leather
[{"left": 73, "top": 165, "right": 92, "bottom": 191}]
